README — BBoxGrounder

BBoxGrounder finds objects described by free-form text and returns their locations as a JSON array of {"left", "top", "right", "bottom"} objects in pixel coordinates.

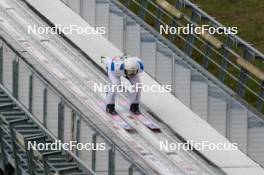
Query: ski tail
[
  {"left": 112, "top": 115, "right": 135, "bottom": 132},
  {"left": 131, "top": 114, "right": 161, "bottom": 133},
  {"left": 97, "top": 100, "right": 135, "bottom": 132}
]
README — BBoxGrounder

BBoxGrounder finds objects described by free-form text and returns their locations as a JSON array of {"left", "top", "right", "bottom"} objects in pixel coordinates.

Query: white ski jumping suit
[{"left": 105, "top": 56, "right": 144, "bottom": 105}]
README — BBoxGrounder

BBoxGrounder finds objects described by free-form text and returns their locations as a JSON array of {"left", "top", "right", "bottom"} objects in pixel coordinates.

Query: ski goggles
[{"left": 125, "top": 69, "right": 138, "bottom": 76}]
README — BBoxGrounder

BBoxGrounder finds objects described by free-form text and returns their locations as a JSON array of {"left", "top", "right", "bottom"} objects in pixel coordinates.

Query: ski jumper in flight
[{"left": 105, "top": 56, "right": 144, "bottom": 115}]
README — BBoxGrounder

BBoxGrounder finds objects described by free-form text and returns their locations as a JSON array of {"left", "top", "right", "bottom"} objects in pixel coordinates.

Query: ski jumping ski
[
  {"left": 97, "top": 100, "right": 135, "bottom": 132},
  {"left": 110, "top": 114, "right": 135, "bottom": 132},
  {"left": 118, "top": 100, "right": 161, "bottom": 132},
  {"left": 129, "top": 114, "right": 161, "bottom": 132}
]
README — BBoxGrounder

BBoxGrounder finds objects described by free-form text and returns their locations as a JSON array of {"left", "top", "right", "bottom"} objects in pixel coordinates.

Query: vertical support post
[
  {"left": 257, "top": 81, "right": 264, "bottom": 111},
  {"left": 123, "top": 16, "right": 127, "bottom": 54},
  {"left": 237, "top": 69, "right": 247, "bottom": 96},
  {"left": 125, "top": 0, "right": 131, "bottom": 7},
  {"left": 0, "top": 118, "right": 8, "bottom": 172},
  {"left": 202, "top": 44, "right": 213, "bottom": 69},
  {"left": 58, "top": 100, "right": 65, "bottom": 141},
  {"left": 12, "top": 57, "right": 19, "bottom": 98},
  {"left": 172, "top": 54, "right": 176, "bottom": 95},
  {"left": 246, "top": 116, "right": 249, "bottom": 155},
  {"left": 79, "top": 0, "right": 84, "bottom": 19},
  {"left": 226, "top": 99, "right": 231, "bottom": 139},
  {"left": 71, "top": 110, "right": 76, "bottom": 145},
  {"left": 43, "top": 155, "right": 50, "bottom": 175},
  {"left": 75, "top": 115, "right": 81, "bottom": 157},
  {"left": 184, "top": 10, "right": 200, "bottom": 56},
  {"left": 154, "top": 7, "right": 162, "bottom": 31},
  {"left": 170, "top": 1, "right": 182, "bottom": 41},
  {"left": 24, "top": 138, "right": 35, "bottom": 175},
  {"left": 154, "top": 49, "right": 158, "bottom": 79},
  {"left": 9, "top": 123, "right": 21, "bottom": 175},
  {"left": 128, "top": 165, "right": 133, "bottom": 175},
  {"left": 0, "top": 45, "right": 3, "bottom": 84},
  {"left": 237, "top": 49, "right": 253, "bottom": 97},
  {"left": 91, "top": 133, "right": 97, "bottom": 171},
  {"left": 138, "top": 0, "right": 148, "bottom": 20},
  {"left": 29, "top": 74, "right": 33, "bottom": 112},
  {"left": 175, "top": 0, "right": 182, "bottom": 9},
  {"left": 108, "top": 146, "right": 115, "bottom": 175},
  {"left": 43, "top": 87, "right": 47, "bottom": 127},
  {"left": 219, "top": 36, "right": 233, "bottom": 82}
]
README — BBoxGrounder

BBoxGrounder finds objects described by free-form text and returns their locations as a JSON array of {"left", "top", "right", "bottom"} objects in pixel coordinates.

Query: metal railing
[
  {"left": 0, "top": 35, "right": 148, "bottom": 175},
  {"left": 0, "top": 84, "right": 95, "bottom": 175},
  {"left": 118, "top": 0, "right": 264, "bottom": 114}
]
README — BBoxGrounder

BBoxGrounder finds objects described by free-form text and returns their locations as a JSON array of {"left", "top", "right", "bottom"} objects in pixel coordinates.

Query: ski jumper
[{"left": 105, "top": 56, "right": 144, "bottom": 105}]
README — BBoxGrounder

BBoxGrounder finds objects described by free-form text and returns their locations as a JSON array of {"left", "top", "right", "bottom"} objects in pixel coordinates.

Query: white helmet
[{"left": 124, "top": 57, "right": 139, "bottom": 75}]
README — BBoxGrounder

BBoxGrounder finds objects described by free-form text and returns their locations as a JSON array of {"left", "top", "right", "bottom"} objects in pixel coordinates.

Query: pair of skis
[
  {"left": 97, "top": 100, "right": 160, "bottom": 132},
  {"left": 111, "top": 113, "right": 161, "bottom": 132}
]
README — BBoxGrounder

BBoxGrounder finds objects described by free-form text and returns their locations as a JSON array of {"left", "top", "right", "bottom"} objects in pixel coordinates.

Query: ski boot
[
  {"left": 130, "top": 103, "right": 141, "bottom": 115},
  {"left": 106, "top": 104, "right": 118, "bottom": 115}
]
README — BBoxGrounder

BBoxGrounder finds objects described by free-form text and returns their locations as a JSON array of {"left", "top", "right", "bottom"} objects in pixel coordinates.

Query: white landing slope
[{"left": 20, "top": 0, "right": 264, "bottom": 174}]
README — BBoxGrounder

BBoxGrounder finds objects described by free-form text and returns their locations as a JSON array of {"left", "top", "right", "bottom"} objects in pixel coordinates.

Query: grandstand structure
[{"left": 0, "top": 0, "right": 263, "bottom": 174}]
